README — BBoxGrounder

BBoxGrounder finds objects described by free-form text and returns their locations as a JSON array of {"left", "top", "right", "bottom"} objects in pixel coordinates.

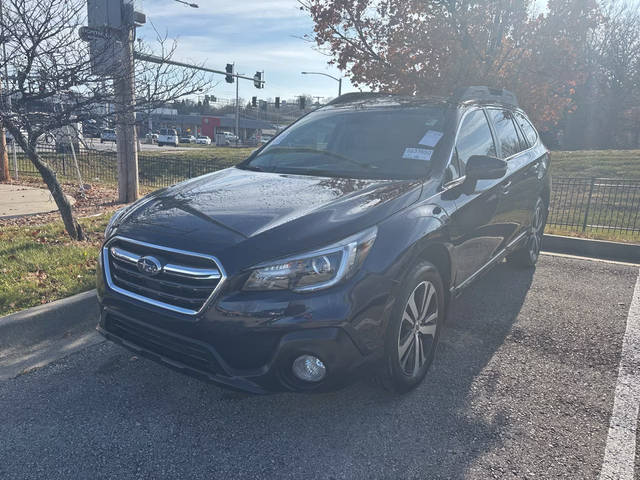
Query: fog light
[{"left": 292, "top": 355, "right": 326, "bottom": 382}]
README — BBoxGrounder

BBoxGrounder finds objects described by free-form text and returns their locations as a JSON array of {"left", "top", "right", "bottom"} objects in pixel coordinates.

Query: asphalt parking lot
[{"left": 0, "top": 255, "right": 638, "bottom": 480}]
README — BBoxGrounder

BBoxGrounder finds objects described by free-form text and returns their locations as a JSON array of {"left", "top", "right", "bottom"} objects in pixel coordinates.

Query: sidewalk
[{"left": 0, "top": 183, "right": 75, "bottom": 218}]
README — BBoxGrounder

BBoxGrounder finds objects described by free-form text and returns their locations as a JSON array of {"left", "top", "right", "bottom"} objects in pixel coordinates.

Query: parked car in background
[
  {"left": 83, "top": 119, "right": 101, "bottom": 139},
  {"left": 145, "top": 133, "right": 159, "bottom": 143},
  {"left": 260, "top": 134, "right": 273, "bottom": 144},
  {"left": 98, "top": 87, "right": 550, "bottom": 395},
  {"left": 223, "top": 132, "right": 238, "bottom": 143},
  {"left": 180, "top": 135, "right": 196, "bottom": 144},
  {"left": 5, "top": 128, "right": 28, "bottom": 144},
  {"left": 196, "top": 135, "right": 211, "bottom": 145},
  {"left": 100, "top": 129, "right": 117, "bottom": 143},
  {"left": 157, "top": 128, "right": 179, "bottom": 147}
]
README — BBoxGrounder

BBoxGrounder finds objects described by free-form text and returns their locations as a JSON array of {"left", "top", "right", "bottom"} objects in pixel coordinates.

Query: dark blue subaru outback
[{"left": 97, "top": 87, "right": 550, "bottom": 393}]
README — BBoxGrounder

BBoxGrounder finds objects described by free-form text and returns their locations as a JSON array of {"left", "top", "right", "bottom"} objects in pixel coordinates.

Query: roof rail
[
  {"left": 325, "top": 92, "right": 386, "bottom": 106},
  {"left": 453, "top": 86, "right": 518, "bottom": 107}
]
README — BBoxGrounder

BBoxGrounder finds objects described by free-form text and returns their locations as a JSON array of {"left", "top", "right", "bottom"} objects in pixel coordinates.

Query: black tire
[
  {"left": 508, "top": 197, "right": 547, "bottom": 268},
  {"left": 157, "top": 142, "right": 163, "bottom": 147},
  {"left": 377, "top": 261, "right": 445, "bottom": 393}
]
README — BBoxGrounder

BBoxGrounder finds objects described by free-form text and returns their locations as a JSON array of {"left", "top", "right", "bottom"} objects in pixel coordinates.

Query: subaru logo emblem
[{"left": 137, "top": 256, "right": 162, "bottom": 276}]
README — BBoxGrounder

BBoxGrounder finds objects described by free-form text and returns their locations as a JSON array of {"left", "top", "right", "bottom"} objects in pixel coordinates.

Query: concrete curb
[
  {"left": 543, "top": 234, "right": 640, "bottom": 264},
  {"left": 0, "top": 290, "right": 102, "bottom": 380},
  {"left": 0, "top": 290, "right": 98, "bottom": 349}
]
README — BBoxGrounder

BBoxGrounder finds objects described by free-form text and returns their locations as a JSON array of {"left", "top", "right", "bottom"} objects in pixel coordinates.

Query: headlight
[
  {"left": 243, "top": 227, "right": 377, "bottom": 292},
  {"left": 104, "top": 207, "right": 127, "bottom": 239}
]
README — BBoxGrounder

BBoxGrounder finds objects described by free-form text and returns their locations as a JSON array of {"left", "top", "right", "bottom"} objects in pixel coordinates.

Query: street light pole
[
  {"left": 301, "top": 71, "right": 343, "bottom": 98},
  {"left": 235, "top": 70, "right": 240, "bottom": 145}
]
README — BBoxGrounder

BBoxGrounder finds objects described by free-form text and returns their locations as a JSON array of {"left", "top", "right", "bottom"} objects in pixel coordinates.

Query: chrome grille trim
[
  {"left": 163, "top": 264, "right": 221, "bottom": 280},
  {"left": 103, "top": 236, "right": 227, "bottom": 316}
]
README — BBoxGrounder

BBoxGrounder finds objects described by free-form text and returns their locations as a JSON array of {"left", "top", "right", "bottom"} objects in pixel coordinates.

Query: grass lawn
[
  {"left": 551, "top": 150, "right": 640, "bottom": 178},
  {"left": 0, "top": 213, "right": 110, "bottom": 316}
]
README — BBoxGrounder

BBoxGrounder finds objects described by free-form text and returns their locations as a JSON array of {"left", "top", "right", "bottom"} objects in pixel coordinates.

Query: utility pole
[
  {"left": 0, "top": 79, "right": 9, "bottom": 182},
  {"left": 114, "top": 3, "right": 139, "bottom": 202},
  {"left": 147, "top": 84, "right": 152, "bottom": 138},
  {"left": 0, "top": 0, "right": 11, "bottom": 182}
]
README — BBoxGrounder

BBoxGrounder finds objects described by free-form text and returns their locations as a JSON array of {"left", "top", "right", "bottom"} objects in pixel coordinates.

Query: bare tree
[{"left": 0, "top": 0, "right": 211, "bottom": 239}]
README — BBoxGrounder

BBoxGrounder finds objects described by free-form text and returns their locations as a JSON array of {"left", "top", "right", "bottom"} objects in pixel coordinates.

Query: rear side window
[
  {"left": 456, "top": 109, "right": 497, "bottom": 173},
  {"left": 487, "top": 109, "right": 523, "bottom": 159},
  {"left": 515, "top": 112, "right": 538, "bottom": 146},
  {"left": 160, "top": 129, "right": 167, "bottom": 135}
]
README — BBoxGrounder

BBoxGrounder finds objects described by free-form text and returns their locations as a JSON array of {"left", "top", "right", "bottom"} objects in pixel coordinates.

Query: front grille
[
  {"left": 104, "top": 236, "right": 226, "bottom": 315},
  {"left": 107, "top": 314, "right": 226, "bottom": 375}
]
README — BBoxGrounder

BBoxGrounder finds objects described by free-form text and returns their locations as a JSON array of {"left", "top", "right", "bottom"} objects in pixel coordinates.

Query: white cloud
[
  {"left": 137, "top": 0, "right": 358, "bottom": 100},
  {"left": 141, "top": 0, "right": 304, "bottom": 20}
]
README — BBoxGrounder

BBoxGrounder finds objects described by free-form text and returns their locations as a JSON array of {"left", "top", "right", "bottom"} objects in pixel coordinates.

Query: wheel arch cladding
[{"left": 417, "top": 243, "right": 452, "bottom": 302}]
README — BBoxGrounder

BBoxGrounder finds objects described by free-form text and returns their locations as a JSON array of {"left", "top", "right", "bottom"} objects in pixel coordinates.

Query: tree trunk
[{"left": 27, "top": 148, "right": 85, "bottom": 240}]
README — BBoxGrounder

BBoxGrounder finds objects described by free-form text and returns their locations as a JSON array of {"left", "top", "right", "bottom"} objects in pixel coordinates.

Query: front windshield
[{"left": 242, "top": 106, "right": 446, "bottom": 179}]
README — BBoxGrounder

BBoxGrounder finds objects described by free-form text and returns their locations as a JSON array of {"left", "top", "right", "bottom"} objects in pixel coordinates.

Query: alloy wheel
[
  {"left": 397, "top": 281, "right": 439, "bottom": 377},
  {"left": 529, "top": 200, "right": 544, "bottom": 262}
]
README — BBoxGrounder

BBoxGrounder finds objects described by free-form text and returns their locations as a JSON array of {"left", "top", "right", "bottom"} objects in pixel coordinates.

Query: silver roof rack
[{"left": 453, "top": 86, "right": 519, "bottom": 107}]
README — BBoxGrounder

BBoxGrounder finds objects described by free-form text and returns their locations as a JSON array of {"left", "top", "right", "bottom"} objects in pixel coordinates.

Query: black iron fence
[
  {"left": 10, "top": 145, "right": 640, "bottom": 238},
  {"left": 548, "top": 177, "right": 640, "bottom": 236},
  {"left": 11, "top": 142, "right": 249, "bottom": 189}
]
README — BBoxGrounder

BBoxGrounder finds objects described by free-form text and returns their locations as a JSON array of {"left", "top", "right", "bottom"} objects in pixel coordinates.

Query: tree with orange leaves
[{"left": 301, "top": 0, "right": 600, "bottom": 132}]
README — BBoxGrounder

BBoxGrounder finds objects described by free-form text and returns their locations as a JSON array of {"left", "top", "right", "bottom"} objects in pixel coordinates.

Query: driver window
[{"left": 455, "top": 110, "right": 497, "bottom": 175}]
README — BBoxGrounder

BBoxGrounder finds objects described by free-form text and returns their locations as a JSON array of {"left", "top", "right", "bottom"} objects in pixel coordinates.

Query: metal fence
[
  {"left": 547, "top": 177, "right": 640, "bottom": 236},
  {"left": 10, "top": 146, "right": 640, "bottom": 238},
  {"left": 11, "top": 142, "right": 249, "bottom": 189}
]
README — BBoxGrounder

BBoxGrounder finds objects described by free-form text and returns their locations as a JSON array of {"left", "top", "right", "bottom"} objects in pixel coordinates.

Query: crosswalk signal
[
  {"left": 253, "top": 71, "right": 263, "bottom": 89},
  {"left": 225, "top": 63, "right": 234, "bottom": 83},
  {"left": 252, "top": 96, "right": 257, "bottom": 107},
  {"left": 275, "top": 97, "right": 280, "bottom": 109}
]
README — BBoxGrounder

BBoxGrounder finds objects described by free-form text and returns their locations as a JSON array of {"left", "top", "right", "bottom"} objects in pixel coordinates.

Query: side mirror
[{"left": 465, "top": 155, "right": 507, "bottom": 180}]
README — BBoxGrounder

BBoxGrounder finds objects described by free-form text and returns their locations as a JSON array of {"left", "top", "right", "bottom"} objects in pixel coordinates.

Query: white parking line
[
  {"left": 599, "top": 269, "right": 640, "bottom": 480},
  {"left": 541, "top": 251, "right": 640, "bottom": 267}
]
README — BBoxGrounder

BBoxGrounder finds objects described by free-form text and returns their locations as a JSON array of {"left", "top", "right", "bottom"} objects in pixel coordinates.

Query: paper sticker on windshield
[
  {"left": 403, "top": 148, "right": 433, "bottom": 161},
  {"left": 418, "top": 130, "right": 443, "bottom": 147}
]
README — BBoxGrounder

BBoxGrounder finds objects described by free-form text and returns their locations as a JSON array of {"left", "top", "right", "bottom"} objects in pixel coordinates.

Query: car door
[
  {"left": 513, "top": 111, "right": 549, "bottom": 220},
  {"left": 486, "top": 108, "right": 534, "bottom": 245},
  {"left": 444, "top": 108, "right": 506, "bottom": 287}
]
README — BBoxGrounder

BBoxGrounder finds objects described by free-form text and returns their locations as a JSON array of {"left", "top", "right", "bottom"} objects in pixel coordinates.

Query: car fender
[{"left": 369, "top": 203, "right": 452, "bottom": 308}]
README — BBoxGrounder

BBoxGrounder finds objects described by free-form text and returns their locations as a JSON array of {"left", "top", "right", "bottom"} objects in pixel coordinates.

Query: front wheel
[
  {"left": 378, "top": 262, "right": 444, "bottom": 393},
  {"left": 508, "top": 197, "right": 546, "bottom": 268}
]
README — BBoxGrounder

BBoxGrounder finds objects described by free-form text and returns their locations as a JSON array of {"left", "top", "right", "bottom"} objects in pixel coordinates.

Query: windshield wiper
[
  {"left": 263, "top": 147, "right": 377, "bottom": 171},
  {"left": 241, "top": 164, "right": 267, "bottom": 172}
]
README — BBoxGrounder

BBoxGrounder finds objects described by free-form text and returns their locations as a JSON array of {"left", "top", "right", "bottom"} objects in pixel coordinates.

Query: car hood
[{"left": 115, "top": 167, "right": 422, "bottom": 273}]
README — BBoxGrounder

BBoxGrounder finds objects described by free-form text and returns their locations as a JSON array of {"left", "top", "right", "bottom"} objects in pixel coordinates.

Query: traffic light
[
  {"left": 225, "top": 63, "right": 234, "bottom": 83},
  {"left": 253, "top": 71, "right": 263, "bottom": 89},
  {"left": 252, "top": 96, "right": 257, "bottom": 107},
  {"left": 275, "top": 97, "right": 280, "bottom": 109},
  {"left": 299, "top": 96, "right": 306, "bottom": 110}
]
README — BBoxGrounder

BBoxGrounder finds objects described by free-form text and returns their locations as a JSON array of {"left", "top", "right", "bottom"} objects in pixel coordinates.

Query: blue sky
[{"left": 137, "top": 0, "right": 354, "bottom": 103}]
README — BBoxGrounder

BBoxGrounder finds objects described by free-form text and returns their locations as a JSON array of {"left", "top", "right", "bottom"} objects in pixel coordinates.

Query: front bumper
[{"left": 97, "top": 307, "right": 370, "bottom": 394}]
